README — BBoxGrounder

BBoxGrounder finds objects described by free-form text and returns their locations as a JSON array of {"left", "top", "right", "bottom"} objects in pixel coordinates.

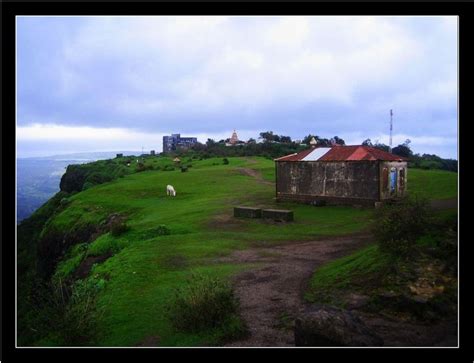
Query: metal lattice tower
[{"left": 389, "top": 109, "right": 393, "bottom": 153}]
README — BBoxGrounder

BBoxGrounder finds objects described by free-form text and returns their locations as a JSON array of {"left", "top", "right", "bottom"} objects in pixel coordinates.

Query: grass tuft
[{"left": 167, "top": 272, "right": 247, "bottom": 340}]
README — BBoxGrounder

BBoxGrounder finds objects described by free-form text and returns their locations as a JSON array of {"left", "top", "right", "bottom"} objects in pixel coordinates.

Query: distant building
[
  {"left": 163, "top": 133, "right": 198, "bottom": 153},
  {"left": 150, "top": 150, "right": 156, "bottom": 156},
  {"left": 226, "top": 130, "right": 244, "bottom": 146}
]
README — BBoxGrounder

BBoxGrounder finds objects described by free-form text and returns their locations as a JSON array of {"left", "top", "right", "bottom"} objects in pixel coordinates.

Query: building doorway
[{"left": 390, "top": 167, "right": 397, "bottom": 195}]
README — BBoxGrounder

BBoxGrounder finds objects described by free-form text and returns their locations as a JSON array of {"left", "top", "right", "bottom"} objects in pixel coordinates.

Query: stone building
[
  {"left": 162, "top": 133, "right": 198, "bottom": 153},
  {"left": 226, "top": 130, "right": 242, "bottom": 146},
  {"left": 275, "top": 145, "right": 407, "bottom": 206}
]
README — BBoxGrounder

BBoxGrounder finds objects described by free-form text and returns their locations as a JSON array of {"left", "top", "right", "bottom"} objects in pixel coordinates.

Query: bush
[
  {"left": 87, "top": 171, "right": 112, "bottom": 185},
  {"left": 163, "top": 165, "right": 175, "bottom": 171},
  {"left": 135, "top": 162, "right": 154, "bottom": 172},
  {"left": 155, "top": 225, "right": 171, "bottom": 236},
  {"left": 372, "top": 197, "right": 432, "bottom": 256},
  {"left": 31, "top": 278, "right": 104, "bottom": 346},
  {"left": 110, "top": 219, "right": 129, "bottom": 237},
  {"left": 167, "top": 272, "right": 242, "bottom": 333},
  {"left": 223, "top": 158, "right": 229, "bottom": 165},
  {"left": 180, "top": 166, "right": 188, "bottom": 173}
]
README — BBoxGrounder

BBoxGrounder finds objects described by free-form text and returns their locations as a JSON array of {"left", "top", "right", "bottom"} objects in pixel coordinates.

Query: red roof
[
  {"left": 274, "top": 148, "right": 314, "bottom": 161},
  {"left": 275, "top": 146, "right": 407, "bottom": 162}
]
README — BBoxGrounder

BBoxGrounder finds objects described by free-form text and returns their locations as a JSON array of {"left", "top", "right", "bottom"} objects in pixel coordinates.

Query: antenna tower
[{"left": 389, "top": 109, "right": 393, "bottom": 153}]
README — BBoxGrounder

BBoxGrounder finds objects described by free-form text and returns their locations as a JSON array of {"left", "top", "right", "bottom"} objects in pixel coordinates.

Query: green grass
[
  {"left": 305, "top": 204, "right": 458, "bottom": 311},
  {"left": 53, "top": 243, "right": 88, "bottom": 281},
  {"left": 408, "top": 168, "right": 457, "bottom": 200},
  {"left": 305, "top": 244, "right": 391, "bottom": 304},
  {"left": 27, "top": 157, "right": 457, "bottom": 346}
]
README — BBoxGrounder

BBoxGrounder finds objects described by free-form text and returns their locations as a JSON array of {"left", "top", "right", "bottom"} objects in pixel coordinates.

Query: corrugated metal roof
[
  {"left": 301, "top": 147, "right": 331, "bottom": 161},
  {"left": 274, "top": 148, "right": 314, "bottom": 161},
  {"left": 275, "top": 146, "right": 407, "bottom": 162}
]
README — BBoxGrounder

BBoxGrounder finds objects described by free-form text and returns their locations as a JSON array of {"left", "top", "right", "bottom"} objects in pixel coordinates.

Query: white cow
[{"left": 166, "top": 184, "right": 176, "bottom": 197}]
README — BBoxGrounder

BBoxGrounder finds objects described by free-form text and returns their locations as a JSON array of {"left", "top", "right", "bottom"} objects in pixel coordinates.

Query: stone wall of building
[{"left": 276, "top": 161, "right": 381, "bottom": 204}]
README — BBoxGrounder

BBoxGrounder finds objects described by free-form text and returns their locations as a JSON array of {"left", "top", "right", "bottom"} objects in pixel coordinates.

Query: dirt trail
[
  {"left": 219, "top": 234, "right": 457, "bottom": 347},
  {"left": 430, "top": 198, "right": 457, "bottom": 210},
  {"left": 220, "top": 234, "right": 372, "bottom": 347},
  {"left": 236, "top": 167, "right": 274, "bottom": 186}
]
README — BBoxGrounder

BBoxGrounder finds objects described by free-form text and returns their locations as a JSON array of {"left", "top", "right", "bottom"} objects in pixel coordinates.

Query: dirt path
[
  {"left": 219, "top": 234, "right": 372, "bottom": 347},
  {"left": 430, "top": 198, "right": 457, "bottom": 210},
  {"left": 236, "top": 167, "right": 274, "bottom": 186}
]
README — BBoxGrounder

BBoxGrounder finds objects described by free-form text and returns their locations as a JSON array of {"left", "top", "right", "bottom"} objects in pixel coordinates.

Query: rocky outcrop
[{"left": 294, "top": 305, "right": 384, "bottom": 347}]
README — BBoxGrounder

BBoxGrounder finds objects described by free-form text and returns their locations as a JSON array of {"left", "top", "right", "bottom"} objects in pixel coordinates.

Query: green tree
[{"left": 392, "top": 139, "right": 413, "bottom": 158}]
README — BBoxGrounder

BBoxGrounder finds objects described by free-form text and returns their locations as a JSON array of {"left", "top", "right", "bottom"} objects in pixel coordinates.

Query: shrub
[
  {"left": 87, "top": 171, "right": 112, "bottom": 185},
  {"left": 180, "top": 166, "right": 188, "bottom": 173},
  {"left": 155, "top": 225, "right": 171, "bottom": 236},
  {"left": 167, "top": 272, "right": 242, "bottom": 333},
  {"left": 163, "top": 165, "right": 175, "bottom": 171},
  {"left": 153, "top": 224, "right": 171, "bottom": 236},
  {"left": 110, "top": 219, "right": 130, "bottom": 237},
  {"left": 31, "top": 278, "right": 104, "bottom": 346},
  {"left": 223, "top": 158, "right": 229, "bottom": 165},
  {"left": 136, "top": 162, "right": 146, "bottom": 172},
  {"left": 135, "top": 162, "right": 154, "bottom": 172},
  {"left": 372, "top": 197, "right": 432, "bottom": 256}
]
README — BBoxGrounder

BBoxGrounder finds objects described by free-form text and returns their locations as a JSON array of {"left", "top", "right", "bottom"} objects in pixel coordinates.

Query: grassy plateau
[{"left": 20, "top": 156, "right": 457, "bottom": 346}]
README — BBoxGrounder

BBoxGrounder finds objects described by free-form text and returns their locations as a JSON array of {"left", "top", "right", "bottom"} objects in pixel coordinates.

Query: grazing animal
[{"left": 166, "top": 185, "right": 176, "bottom": 197}]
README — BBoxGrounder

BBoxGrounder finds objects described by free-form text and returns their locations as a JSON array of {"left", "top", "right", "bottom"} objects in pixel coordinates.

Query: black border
[{"left": 2, "top": 1, "right": 473, "bottom": 360}]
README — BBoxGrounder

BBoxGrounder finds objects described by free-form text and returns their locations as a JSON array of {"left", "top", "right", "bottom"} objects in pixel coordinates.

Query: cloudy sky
[{"left": 17, "top": 16, "right": 458, "bottom": 158}]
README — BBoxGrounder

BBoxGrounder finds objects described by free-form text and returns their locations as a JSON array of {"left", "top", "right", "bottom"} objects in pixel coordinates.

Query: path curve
[{"left": 219, "top": 234, "right": 372, "bottom": 347}]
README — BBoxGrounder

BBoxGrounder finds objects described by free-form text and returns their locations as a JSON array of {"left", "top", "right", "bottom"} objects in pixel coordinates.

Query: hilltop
[{"left": 17, "top": 154, "right": 458, "bottom": 346}]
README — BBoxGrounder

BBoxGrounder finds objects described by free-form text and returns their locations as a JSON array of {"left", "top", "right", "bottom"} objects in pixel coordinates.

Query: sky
[{"left": 17, "top": 16, "right": 458, "bottom": 158}]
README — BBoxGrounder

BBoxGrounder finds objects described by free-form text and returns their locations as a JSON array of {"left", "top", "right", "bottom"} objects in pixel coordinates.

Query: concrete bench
[
  {"left": 262, "top": 209, "right": 294, "bottom": 222},
  {"left": 234, "top": 206, "right": 262, "bottom": 219}
]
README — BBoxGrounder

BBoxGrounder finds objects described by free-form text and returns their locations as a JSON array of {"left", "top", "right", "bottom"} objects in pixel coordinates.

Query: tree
[
  {"left": 362, "top": 138, "right": 373, "bottom": 147},
  {"left": 259, "top": 131, "right": 275, "bottom": 142},
  {"left": 317, "top": 138, "right": 331, "bottom": 147},
  {"left": 373, "top": 141, "right": 390, "bottom": 152},
  {"left": 247, "top": 138, "right": 256, "bottom": 144},
  {"left": 206, "top": 138, "right": 216, "bottom": 147},
  {"left": 280, "top": 136, "right": 292, "bottom": 143},
  {"left": 392, "top": 139, "right": 413, "bottom": 158},
  {"left": 332, "top": 136, "right": 345, "bottom": 145}
]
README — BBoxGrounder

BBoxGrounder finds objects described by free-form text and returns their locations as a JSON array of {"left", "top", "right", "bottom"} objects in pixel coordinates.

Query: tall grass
[{"left": 167, "top": 272, "right": 247, "bottom": 340}]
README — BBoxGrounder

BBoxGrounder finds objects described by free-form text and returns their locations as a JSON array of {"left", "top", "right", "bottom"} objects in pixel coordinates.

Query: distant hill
[{"left": 24, "top": 150, "right": 141, "bottom": 161}]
